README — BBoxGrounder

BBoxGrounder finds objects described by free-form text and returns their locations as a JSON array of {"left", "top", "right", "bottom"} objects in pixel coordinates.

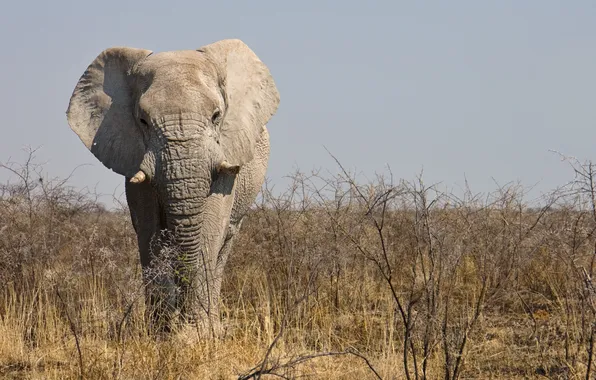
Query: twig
[
  {"left": 239, "top": 349, "right": 383, "bottom": 380},
  {"left": 56, "top": 289, "right": 84, "bottom": 380}
]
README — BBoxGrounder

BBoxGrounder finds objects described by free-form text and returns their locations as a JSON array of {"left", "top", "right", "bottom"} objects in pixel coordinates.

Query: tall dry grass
[{"left": 1, "top": 148, "right": 596, "bottom": 379}]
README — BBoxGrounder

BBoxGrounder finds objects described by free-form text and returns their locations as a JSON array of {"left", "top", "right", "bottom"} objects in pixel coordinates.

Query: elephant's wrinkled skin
[{"left": 66, "top": 39, "right": 279, "bottom": 335}]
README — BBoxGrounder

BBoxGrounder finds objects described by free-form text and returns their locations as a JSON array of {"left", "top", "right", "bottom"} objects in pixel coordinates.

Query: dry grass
[{"left": 1, "top": 149, "right": 596, "bottom": 379}]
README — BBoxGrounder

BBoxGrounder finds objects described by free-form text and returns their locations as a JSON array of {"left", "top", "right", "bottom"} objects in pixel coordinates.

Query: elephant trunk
[{"left": 156, "top": 139, "right": 223, "bottom": 334}]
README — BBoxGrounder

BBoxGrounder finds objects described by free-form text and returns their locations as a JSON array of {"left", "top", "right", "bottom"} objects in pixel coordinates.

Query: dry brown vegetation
[{"left": 2, "top": 149, "right": 596, "bottom": 379}]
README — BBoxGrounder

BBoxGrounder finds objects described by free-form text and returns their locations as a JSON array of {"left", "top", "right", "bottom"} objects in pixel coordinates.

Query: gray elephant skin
[{"left": 66, "top": 39, "right": 280, "bottom": 335}]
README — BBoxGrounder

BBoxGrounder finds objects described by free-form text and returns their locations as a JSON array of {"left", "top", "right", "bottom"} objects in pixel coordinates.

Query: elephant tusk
[
  {"left": 130, "top": 170, "right": 146, "bottom": 183},
  {"left": 218, "top": 161, "right": 240, "bottom": 174}
]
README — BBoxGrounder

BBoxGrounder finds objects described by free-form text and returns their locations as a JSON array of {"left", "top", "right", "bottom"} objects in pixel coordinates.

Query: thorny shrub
[{"left": 1, "top": 148, "right": 596, "bottom": 379}]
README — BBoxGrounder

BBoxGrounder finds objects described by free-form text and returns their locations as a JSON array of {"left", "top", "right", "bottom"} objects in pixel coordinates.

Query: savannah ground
[{"left": 1, "top": 149, "right": 596, "bottom": 379}]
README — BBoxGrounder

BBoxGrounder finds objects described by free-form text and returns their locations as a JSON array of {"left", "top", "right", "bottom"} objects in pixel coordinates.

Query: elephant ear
[
  {"left": 66, "top": 47, "right": 153, "bottom": 178},
  {"left": 198, "top": 39, "right": 280, "bottom": 166}
]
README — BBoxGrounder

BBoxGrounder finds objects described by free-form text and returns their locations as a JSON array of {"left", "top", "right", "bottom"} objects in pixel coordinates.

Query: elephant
[{"left": 66, "top": 39, "right": 280, "bottom": 336}]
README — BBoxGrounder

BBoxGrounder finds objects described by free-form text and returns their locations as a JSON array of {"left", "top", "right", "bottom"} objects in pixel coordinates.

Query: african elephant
[{"left": 66, "top": 39, "right": 279, "bottom": 335}]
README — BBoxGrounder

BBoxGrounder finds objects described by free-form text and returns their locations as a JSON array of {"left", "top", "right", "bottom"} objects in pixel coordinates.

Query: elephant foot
[
  {"left": 170, "top": 318, "right": 224, "bottom": 343},
  {"left": 181, "top": 309, "right": 224, "bottom": 340}
]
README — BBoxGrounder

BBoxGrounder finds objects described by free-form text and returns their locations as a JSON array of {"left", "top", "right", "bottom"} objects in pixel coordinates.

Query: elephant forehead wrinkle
[{"left": 154, "top": 113, "right": 210, "bottom": 124}]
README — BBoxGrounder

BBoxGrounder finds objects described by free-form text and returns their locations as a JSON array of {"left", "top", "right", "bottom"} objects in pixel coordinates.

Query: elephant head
[{"left": 66, "top": 39, "right": 279, "bottom": 333}]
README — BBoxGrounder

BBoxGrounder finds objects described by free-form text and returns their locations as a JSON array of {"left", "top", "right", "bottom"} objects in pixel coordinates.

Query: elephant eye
[
  {"left": 139, "top": 118, "right": 148, "bottom": 126},
  {"left": 211, "top": 110, "right": 221, "bottom": 125}
]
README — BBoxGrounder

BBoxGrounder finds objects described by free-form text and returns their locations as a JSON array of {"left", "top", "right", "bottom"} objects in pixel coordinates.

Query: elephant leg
[
  {"left": 205, "top": 218, "right": 243, "bottom": 336},
  {"left": 201, "top": 127, "right": 269, "bottom": 334},
  {"left": 125, "top": 180, "right": 177, "bottom": 332},
  {"left": 216, "top": 218, "right": 243, "bottom": 275}
]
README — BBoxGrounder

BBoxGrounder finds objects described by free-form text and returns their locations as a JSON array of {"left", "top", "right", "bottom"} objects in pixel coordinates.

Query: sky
[{"left": 1, "top": 1, "right": 595, "bottom": 207}]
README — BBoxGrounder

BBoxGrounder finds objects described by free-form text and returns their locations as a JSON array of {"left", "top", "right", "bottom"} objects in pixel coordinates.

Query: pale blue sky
[{"left": 1, "top": 1, "right": 595, "bottom": 205}]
